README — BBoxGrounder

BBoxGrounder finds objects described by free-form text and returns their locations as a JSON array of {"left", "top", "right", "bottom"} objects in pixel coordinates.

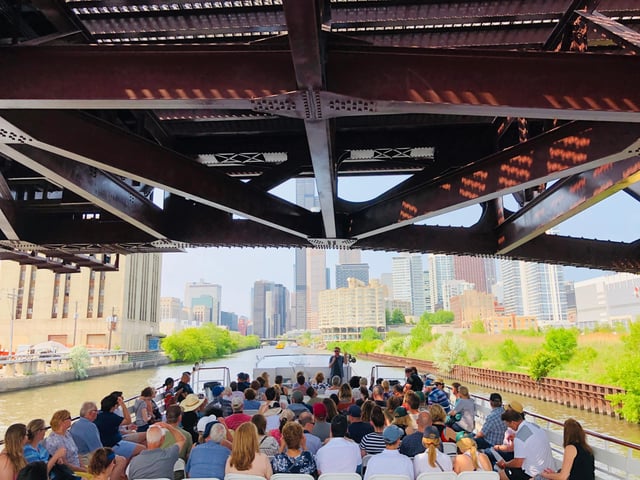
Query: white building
[
  {"left": 428, "top": 254, "right": 455, "bottom": 312},
  {"left": 575, "top": 272, "right": 640, "bottom": 330},
  {"left": 319, "top": 278, "right": 386, "bottom": 341},
  {"left": 392, "top": 254, "right": 426, "bottom": 316}
]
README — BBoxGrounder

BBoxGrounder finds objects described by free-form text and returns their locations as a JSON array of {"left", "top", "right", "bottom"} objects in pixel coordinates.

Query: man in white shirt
[
  {"left": 498, "top": 409, "right": 555, "bottom": 480},
  {"left": 363, "top": 425, "right": 414, "bottom": 480},
  {"left": 316, "top": 415, "right": 361, "bottom": 474}
]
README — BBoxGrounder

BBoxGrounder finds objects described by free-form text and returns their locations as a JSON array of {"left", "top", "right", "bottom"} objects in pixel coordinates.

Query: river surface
[{"left": 2, "top": 346, "right": 640, "bottom": 446}]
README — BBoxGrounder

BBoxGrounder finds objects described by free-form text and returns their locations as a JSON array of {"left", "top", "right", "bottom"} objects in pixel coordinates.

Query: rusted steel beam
[
  {"left": 543, "top": 0, "right": 599, "bottom": 51},
  {"left": 324, "top": 48, "right": 640, "bottom": 121},
  {"left": 2, "top": 45, "right": 640, "bottom": 123},
  {"left": 578, "top": 10, "right": 640, "bottom": 54},
  {"left": 0, "top": 110, "right": 319, "bottom": 239},
  {"left": 348, "top": 122, "right": 640, "bottom": 239},
  {"left": 0, "top": 144, "right": 168, "bottom": 240},
  {"left": 284, "top": 0, "right": 338, "bottom": 238},
  {"left": 497, "top": 156, "right": 640, "bottom": 254},
  {"left": 0, "top": 45, "right": 296, "bottom": 108}
]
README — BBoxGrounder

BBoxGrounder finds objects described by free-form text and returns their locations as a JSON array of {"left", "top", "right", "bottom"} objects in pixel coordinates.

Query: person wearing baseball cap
[
  {"left": 413, "top": 425, "right": 453, "bottom": 475},
  {"left": 363, "top": 425, "right": 414, "bottom": 480},
  {"left": 225, "top": 397, "right": 251, "bottom": 431},
  {"left": 347, "top": 404, "right": 373, "bottom": 443},
  {"left": 311, "top": 402, "right": 330, "bottom": 442},
  {"left": 475, "top": 393, "right": 507, "bottom": 450}
]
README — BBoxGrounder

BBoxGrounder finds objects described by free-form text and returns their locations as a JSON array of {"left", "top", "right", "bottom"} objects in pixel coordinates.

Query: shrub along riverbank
[{"left": 325, "top": 319, "right": 640, "bottom": 422}]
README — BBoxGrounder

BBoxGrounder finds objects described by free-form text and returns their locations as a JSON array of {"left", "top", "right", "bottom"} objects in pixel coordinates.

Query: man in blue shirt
[
  {"left": 329, "top": 347, "right": 344, "bottom": 380},
  {"left": 186, "top": 422, "right": 230, "bottom": 480},
  {"left": 427, "top": 379, "right": 451, "bottom": 413}
]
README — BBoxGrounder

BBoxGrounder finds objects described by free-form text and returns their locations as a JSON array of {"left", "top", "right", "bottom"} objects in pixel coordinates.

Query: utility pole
[
  {"left": 8, "top": 289, "right": 16, "bottom": 359},
  {"left": 73, "top": 301, "right": 79, "bottom": 346},
  {"left": 107, "top": 306, "right": 117, "bottom": 351}
]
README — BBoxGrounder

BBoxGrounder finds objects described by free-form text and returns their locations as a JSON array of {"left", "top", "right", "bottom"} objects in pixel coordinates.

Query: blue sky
[{"left": 161, "top": 176, "right": 639, "bottom": 317}]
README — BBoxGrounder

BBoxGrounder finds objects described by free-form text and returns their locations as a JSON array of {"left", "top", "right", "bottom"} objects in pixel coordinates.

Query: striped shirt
[{"left": 359, "top": 431, "right": 386, "bottom": 455}]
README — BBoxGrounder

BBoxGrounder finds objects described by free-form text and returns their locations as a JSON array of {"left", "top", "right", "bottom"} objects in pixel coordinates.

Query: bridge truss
[{"left": 0, "top": 0, "right": 639, "bottom": 272}]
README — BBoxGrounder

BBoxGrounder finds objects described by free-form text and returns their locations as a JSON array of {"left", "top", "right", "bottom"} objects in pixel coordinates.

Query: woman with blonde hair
[
  {"left": 88, "top": 447, "right": 117, "bottom": 480},
  {"left": 44, "top": 410, "right": 87, "bottom": 473},
  {"left": 24, "top": 419, "right": 66, "bottom": 476},
  {"left": 413, "top": 426, "right": 453, "bottom": 475},
  {"left": 226, "top": 422, "right": 272, "bottom": 479},
  {"left": 259, "top": 371, "right": 271, "bottom": 388},
  {"left": 453, "top": 437, "right": 492, "bottom": 473},
  {"left": 541, "top": 418, "right": 594, "bottom": 480},
  {"left": 337, "top": 383, "right": 354, "bottom": 412},
  {"left": 428, "top": 403, "right": 448, "bottom": 441},
  {"left": 391, "top": 407, "right": 416, "bottom": 436},
  {"left": 0, "top": 423, "right": 28, "bottom": 480}
]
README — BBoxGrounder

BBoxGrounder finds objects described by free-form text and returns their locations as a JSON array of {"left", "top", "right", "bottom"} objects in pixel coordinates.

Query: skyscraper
[
  {"left": 251, "top": 280, "right": 289, "bottom": 337},
  {"left": 454, "top": 255, "right": 489, "bottom": 293},
  {"left": 336, "top": 263, "right": 370, "bottom": 289},
  {"left": 428, "top": 254, "right": 455, "bottom": 312},
  {"left": 306, "top": 249, "right": 327, "bottom": 330},
  {"left": 392, "top": 254, "right": 426, "bottom": 316},
  {"left": 500, "top": 259, "right": 567, "bottom": 327},
  {"left": 292, "top": 178, "right": 322, "bottom": 331},
  {"left": 184, "top": 280, "right": 222, "bottom": 325}
]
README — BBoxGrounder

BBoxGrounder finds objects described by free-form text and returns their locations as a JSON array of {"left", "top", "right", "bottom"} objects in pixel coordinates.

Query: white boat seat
[
  {"left": 271, "top": 474, "right": 315, "bottom": 480},
  {"left": 318, "top": 474, "right": 361, "bottom": 480},
  {"left": 416, "top": 472, "right": 456, "bottom": 480},
  {"left": 456, "top": 472, "right": 499, "bottom": 480}
]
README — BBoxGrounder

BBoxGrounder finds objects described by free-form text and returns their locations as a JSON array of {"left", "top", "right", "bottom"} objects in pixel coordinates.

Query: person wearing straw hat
[{"left": 180, "top": 394, "right": 205, "bottom": 443}]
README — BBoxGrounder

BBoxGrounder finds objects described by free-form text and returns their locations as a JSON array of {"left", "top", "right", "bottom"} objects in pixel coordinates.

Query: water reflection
[{"left": 1, "top": 347, "right": 639, "bottom": 445}]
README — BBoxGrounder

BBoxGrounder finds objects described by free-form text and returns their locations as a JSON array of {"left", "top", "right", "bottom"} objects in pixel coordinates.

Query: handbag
[{"left": 50, "top": 463, "right": 81, "bottom": 480}]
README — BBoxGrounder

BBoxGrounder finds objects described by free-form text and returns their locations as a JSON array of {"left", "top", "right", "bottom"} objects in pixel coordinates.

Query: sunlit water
[{"left": 1, "top": 346, "right": 639, "bottom": 446}]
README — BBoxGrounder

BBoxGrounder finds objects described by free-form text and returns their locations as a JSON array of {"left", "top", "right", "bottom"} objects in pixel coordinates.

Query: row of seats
[{"left": 136, "top": 472, "right": 499, "bottom": 480}]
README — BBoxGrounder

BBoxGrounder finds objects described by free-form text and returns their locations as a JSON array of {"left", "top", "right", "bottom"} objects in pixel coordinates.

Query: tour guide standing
[{"left": 329, "top": 347, "right": 345, "bottom": 381}]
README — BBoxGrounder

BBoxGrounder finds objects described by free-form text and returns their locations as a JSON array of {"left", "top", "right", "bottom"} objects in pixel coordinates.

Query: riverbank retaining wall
[
  {"left": 0, "top": 351, "right": 170, "bottom": 393},
  {"left": 363, "top": 353, "right": 624, "bottom": 418}
]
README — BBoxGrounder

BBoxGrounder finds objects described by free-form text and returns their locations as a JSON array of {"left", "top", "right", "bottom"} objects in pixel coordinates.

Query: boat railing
[
  {"left": 472, "top": 393, "right": 640, "bottom": 480},
  {"left": 191, "top": 365, "right": 230, "bottom": 401}
]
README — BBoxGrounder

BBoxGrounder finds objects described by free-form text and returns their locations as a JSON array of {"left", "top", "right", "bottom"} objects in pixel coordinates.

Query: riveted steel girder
[
  {"left": 0, "top": 143, "right": 168, "bottom": 240},
  {"left": 0, "top": 110, "right": 319, "bottom": 239},
  {"left": 1, "top": 46, "right": 640, "bottom": 123},
  {"left": 348, "top": 122, "right": 640, "bottom": 239},
  {"left": 497, "top": 156, "right": 640, "bottom": 254}
]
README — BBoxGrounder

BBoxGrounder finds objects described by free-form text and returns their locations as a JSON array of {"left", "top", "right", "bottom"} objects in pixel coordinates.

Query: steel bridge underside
[{"left": 0, "top": 0, "right": 639, "bottom": 272}]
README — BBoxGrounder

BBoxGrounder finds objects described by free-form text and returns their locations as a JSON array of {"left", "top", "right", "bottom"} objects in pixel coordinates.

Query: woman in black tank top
[{"left": 540, "top": 418, "right": 594, "bottom": 480}]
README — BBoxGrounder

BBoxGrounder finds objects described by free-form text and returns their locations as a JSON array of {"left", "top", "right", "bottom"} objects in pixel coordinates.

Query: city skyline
[{"left": 160, "top": 177, "right": 637, "bottom": 318}]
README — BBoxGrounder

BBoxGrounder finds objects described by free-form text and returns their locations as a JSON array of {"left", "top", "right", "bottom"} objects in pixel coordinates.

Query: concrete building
[
  {"left": 0, "top": 254, "right": 161, "bottom": 353},
  {"left": 220, "top": 311, "right": 239, "bottom": 331},
  {"left": 335, "top": 263, "right": 370, "bottom": 289},
  {"left": 306, "top": 248, "right": 327, "bottom": 330},
  {"left": 159, "top": 296, "right": 189, "bottom": 335},
  {"left": 251, "top": 280, "right": 289, "bottom": 338},
  {"left": 442, "top": 279, "right": 475, "bottom": 311},
  {"left": 184, "top": 280, "right": 221, "bottom": 325},
  {"left": 575, "top": 273, "right": 640, "bottom": 330},
  {"left": 454, "top": 255, "right": 489, "bottom": 293},
  {"left": 392, "top": 254, "right": 426, "bottom": 316},
  {"left": 449, "top": 290, "right": 497, "bottom": 329},
  {"left": 484, "top": 314, "right": 538, "bottom": 334},
  {"left": 428, "top": 254, "right": 455, "bottom": 312},
  {"left": 318, "top": 278, "right": 386, "bottom": 341}
]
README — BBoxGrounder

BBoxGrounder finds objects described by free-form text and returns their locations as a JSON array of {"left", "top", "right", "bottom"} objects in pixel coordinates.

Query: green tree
[
  {"left": 606, "top": 321, "right": 640, "bottom": 422},
  {"left": 543, "top": 328, "right": 578, "bottom": 363},
  {"left": 529, "top": 350, "right": 560, "bottom": 381},
  {"left": 469, "top": 319, "right": 486, "bottom": 333},
  {"left": 432, "top": 332, "right": 466, "bottom": 373},
  {"left": 499, "top": 339, "right": 522, "bottom": 368},
  {"left": 407, "top": 317, "right": 433, "bottom": 352},
  {"left": 387, "top": 309, "right": 406, "bottom": 325},
  {"left": 161, "top": 325, "right": 258, "bottom": 362},
  {"left": 419, "top": 311, "right": 454, "bottom": 325},
  {"left": 69, "top": 346, "right": 91, "bottom": 379}
]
